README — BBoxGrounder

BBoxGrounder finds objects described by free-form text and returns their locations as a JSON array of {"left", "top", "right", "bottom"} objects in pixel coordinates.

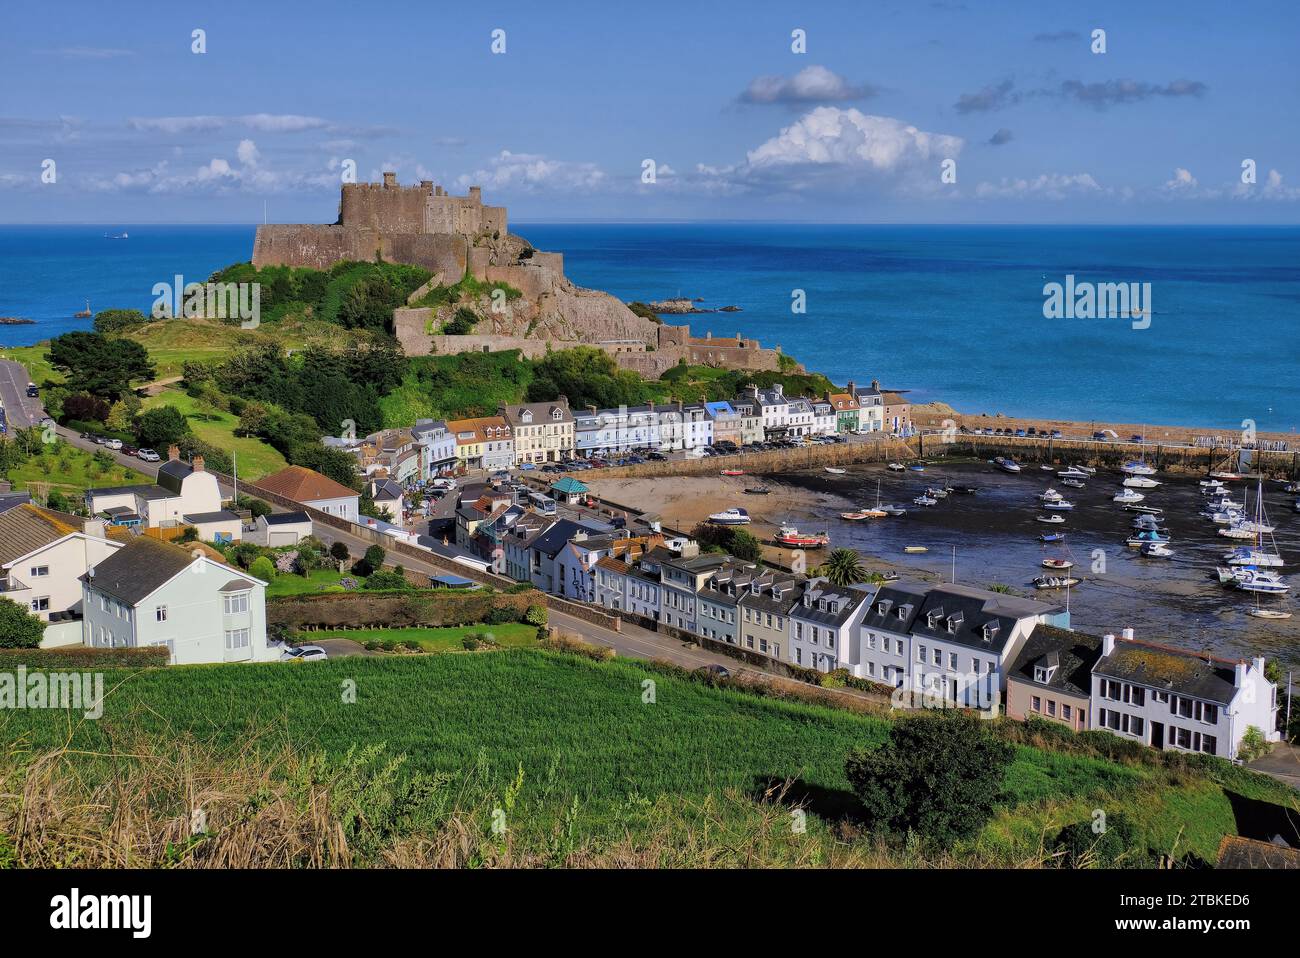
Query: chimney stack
[
  {"left": 1121, "top": 626, "right": 1135, "bottom": 642},
  {"left": 1102, "top": 633, "right": 1116, "bottom": 656},
  {"left": 167, "top": 445, "right": 179, "bottom": 462},
  {"left": 1252, "top": 655, "right": 1266, "bottom": 676},
  {"left": 847, "top": 380, "right": 856, "bottom": 395},
  {"left": 1235, "top": 661, "right": 1248, "bottom": 687}
]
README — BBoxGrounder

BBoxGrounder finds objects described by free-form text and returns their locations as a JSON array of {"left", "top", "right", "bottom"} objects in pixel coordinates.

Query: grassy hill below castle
[{"left": 2, "top": 649, "right": 1294, "bottom": 868}]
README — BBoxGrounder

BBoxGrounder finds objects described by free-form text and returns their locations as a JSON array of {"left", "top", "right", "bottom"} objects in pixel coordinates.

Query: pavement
[
  {"left": 1246, "top": 742, "right": 1300, "bottom": 790},
  {"left": 0, "top": 357, "right": 44, "bottom": 430}
]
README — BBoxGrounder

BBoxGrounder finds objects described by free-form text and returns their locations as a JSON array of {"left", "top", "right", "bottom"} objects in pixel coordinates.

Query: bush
[
  {"left": 249, "top": 556, "right": 277, "bottom": 582},
  {"left": 524, "top": 604, "right": 548, "bottom": 627},
  {"left": 485, "top": 605, "right": 523, "bottom": 625},
  {"left": 845, "top": 712, "right": 1014, "bottom": 845},
  {"left": 248, "top": 498, "right": 273, "bottom": 519},
  {"left": 0, "top": 598, "right": 46, "bottom": 648},
  {"left": 363, "top": 569, "right": 412, "bottom": 592},
  {"left": 1238, "top": 726, "right": 1271, "bottom": 762},
  {"left": 1051, "top": 814, "right": 1151, "bottom": 868},
  {"left": 540, "top": 630, "right": 615, "bottom": 662},
  {"left": 0, "top": 646, "right": 169, "bottom": 667},
  {"left": 329, "top": 542, "right": 351, "bottom": 562}
]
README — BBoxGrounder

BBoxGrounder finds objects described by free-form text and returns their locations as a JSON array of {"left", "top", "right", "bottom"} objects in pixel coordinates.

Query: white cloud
[
  {"left": 455, "top": 150, "right": 607, "bottom": 193},
  {"left": 1164, "top": 167, "right": 1197, "bottom": 190},
  {"left": 975, "top": 172, "right": 1104, "bottom": 199},
  {"left": 744, "top": 108, "right": 962, "bottom": 172},
  {"left": 236, "top": 139, "right": 260, "bottom": 166},
  {"left": 739, "top": 66, "right": 876, "bottom": 105}
]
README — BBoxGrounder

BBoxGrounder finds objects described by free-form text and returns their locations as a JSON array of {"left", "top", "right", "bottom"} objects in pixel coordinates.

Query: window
[
  {"left": 1031, "top": 696, "right": 1041, "bottom": 713},
  {"left": 917, "top": 644, "right": 926, "bottom": 663},
  {"left": 795, "top": 648, "right": 802, "bottom": 665},
  {"left": 156, "top": 605, "right": 168, "bottom": 622},
  {"left": 223, "top": 592, "right": 250, "bottom": 615},
  {"left": 895, "top": 639, "right": 904, "bottom": 656},
  {"left": 1061, "top": 704, "right": 1072, "bottom": 721},
  {"left": 867, "top": 662, "right": 875, "bottom": 677},
  {"left": 865, "top": 634, "right": 875, "bottom": 650},
  {"left": 932, "top": 648, "right": 941, "bottom": 666},
  {"left": 224, "top": 628, "right": 250, "bottom": 650},
  {"left": 31, "top": 597, "right": 49, "bottom": 612},
  {"left": 30, "top": 565, "right": 49, "bottom": 578},
  {"left": 1200, "top": 734, "right": 1217, "bottom": 755},
  {"left": 1046, "top": 699, "right": 1056, "bottom": 717},
  {"left": 948, "top": 652, "right": 957, "bottom": 670}
]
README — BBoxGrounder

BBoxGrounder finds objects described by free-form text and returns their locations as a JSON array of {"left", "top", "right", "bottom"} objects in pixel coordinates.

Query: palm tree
[{"left": 818, "top": 547, "right": 867, "bottom": 587}]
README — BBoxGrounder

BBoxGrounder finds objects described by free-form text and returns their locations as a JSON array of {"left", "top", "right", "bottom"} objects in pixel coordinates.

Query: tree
[
  {"left": 0, "top": 597, "right": 45, "bottom": 648},
  {"left": 93, "top": 308, "right": 150, "bottom": 334},
  {"left": 817, "top": 548, "right": 867, "bottom": 587},
  {"left": 249, "top": 555, "right": 277, "bottom": 582},
  {"left": 526, "top": 346, "right": 652, "bottom": 409},
  {"left": 845, "top": 712, "right": 1014, "bottom": 845},
  {"left": 62, "top": 393, "right": 111, "bottom": 424},
  {"left": 443, "top": 306, "right": 479, "bottom": 335},
  {"left": 45, "top": 489, "right": 71, "bottom": 513},
  {"left": 329, "top": 541, "right": 351, "bottom": 562},
  {"left": 247, "top": 498, "right": 273, "bottom": 519},
  {"left": 363, "top": 569, "right": 411, "bottom": 591},
  {"left": 46, "top": 331, "right": 155, "bottom": 400},
  {"left": 136, "top": 405, "right": 190, "bottom": 449}
]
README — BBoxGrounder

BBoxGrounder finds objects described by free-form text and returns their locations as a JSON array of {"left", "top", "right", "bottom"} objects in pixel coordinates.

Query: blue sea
[{"left": 2, "top": 223, "right": 1298, "bottom": 432}]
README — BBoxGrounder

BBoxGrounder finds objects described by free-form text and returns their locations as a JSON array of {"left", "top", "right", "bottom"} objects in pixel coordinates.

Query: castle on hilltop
[{"left": 253, "top": 174, "right": 796, "bottom": 376}]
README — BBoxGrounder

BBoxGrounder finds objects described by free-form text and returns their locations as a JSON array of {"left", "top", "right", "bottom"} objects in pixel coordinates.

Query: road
[{"left": 0, "top": 357, "right": 44, "bottom": 430}]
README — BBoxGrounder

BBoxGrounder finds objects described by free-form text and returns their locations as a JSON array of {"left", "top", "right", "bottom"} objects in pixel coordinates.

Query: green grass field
[
  {"left": 307, "top": 624, "right": 540, "bottom": 651},
  {"left": 142, "top": 388, "right": 285, "bottom": 479},
  {"left": 264, "top": 569, "right": 363, "bottom": 597},
  {"left": 5, "top": 438, "right": 138, "bottom": 494},
  {"left": 3, "top": 651, "right": 1291, "bottom": 863}
]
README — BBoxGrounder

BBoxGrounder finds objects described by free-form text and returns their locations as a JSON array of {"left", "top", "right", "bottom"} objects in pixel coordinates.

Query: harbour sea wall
[{"left": 921, "top": 434, "right": 1300, "bottom": 478}]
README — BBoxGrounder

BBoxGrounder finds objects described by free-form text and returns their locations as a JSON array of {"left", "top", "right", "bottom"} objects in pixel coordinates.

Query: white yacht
[
  {"left": 1113, "top": 488, "right": 1145, "bottom": 504},
  {"left": 1122, "top": 476, "right": 1161, "bottom": 489}
]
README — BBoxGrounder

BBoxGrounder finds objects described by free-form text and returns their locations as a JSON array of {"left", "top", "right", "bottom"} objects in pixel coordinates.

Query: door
[{"left": 1151, "top": 721, "right": 1164, "bottom": 750}]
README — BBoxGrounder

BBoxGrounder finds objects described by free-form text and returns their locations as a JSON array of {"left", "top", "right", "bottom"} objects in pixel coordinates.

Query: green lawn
[
  {"left": 142, "top": 388, "right": 285, "bottom": 479},
  {"left": 3, "top": 651, "right": 1291, "bottom": 862},
  {"left": 307, "top": 624, "right": 540, "bottom": 651},
  {"left": 5, "top": 438, "right": 139, "bottom": 495},
  {"left": 264, "top": 569, "right": 363, "bottom": 597}
]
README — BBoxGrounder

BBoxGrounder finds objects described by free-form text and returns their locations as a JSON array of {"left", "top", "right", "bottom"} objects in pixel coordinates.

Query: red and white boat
[
  {"left": 720, "top": 469, "right": 744, "bottom": 477},
  {"left": 775, "top": 523, "right": 830, "bottom": 548}
]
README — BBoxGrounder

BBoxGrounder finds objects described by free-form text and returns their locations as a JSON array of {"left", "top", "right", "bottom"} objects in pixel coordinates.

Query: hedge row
[
  {"left": 0, "top": 647, "right": 169, "bottom": 668},
  {"left": 268, "top": 591, "right": 535, "bottom": 631}
]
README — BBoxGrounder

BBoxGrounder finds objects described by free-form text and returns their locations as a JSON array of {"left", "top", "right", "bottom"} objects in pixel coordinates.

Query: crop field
[{"left": 3, "top": 650, "right": 1292, "bottom": 862}]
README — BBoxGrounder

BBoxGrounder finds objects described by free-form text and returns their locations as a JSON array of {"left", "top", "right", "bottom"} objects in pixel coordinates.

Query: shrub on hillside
[
  {"left": 249, "top": 556, "right": 276, "bottom": 582},
  {"left": 845, "top": 712, "right": 1014, "bottom": 845},
  {"left": 1051, "top": 813, "right": 1152, "bottom": 868},
  {"left": 0, "top": 598, "right": 45, "bottom": 648}
]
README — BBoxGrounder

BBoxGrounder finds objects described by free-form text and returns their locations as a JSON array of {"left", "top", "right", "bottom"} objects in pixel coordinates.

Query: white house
[
  {"left": 746, "top": 383, "right": 792, "bottom": 438},
  {"left": 87, "top": 450, "right": 223, "bottom": 529},
  {"left": 81, "top": 537, "right": 275, "bottom": 665},
  {"left": 849, "top": 582, "right": 1065, "bottom": 708},
  {"left": 0, "top": 504, "right": 123, "bottom": 645},
  {"left": 788, "top": 579, "right": 874, "bottom": 672},
  {"left": 1089, "top": 629, "right": 1280, "bottom": 761},
  {"left": 244, "top": 511, "right": 313, "bottom": 547},
  {"left": 255, "top": 465, "right": 360, "bottom": 522},
  {"left": 412, "top": 418, "right": 459, "bottom": 478},
  {"left": 854, "top": 381, "right": 885, "bottom": 432}
]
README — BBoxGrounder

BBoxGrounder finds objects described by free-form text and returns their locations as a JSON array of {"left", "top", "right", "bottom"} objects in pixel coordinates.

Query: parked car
[
  {"left": 1050, "top": 429, "right": 1063, "bottom": 439},
  {"left": 102, "top": 438, "right": 123, "bottom": 450},
  {"left": 25, "top": 383, "right": 39, "bottom": 398},
  {"left": 122, "top": 444, "right": 139, "bottom": 457},
  {"left": 137, "top": 448, "right": 161, "bottom": 462},
  {"left": 282, "top": 645, "right": 328, "bottom": 662},
  {"left": 647, "top": 451, "right": 666, "bottom": 461},
  {"left": 1014, "top": 429, "right": 1027, "bottom": 438},
  {"left": 519, "top": 462, "right": 536, "bottom": 471}
]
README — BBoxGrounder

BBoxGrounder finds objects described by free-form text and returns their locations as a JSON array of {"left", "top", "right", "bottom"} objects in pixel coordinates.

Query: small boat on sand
[
  {"left": 1039, "top": 533, "right": 1066, "bottom": 543},
  {"left": 1042, "top": 558, "right": 1074, "bottom": 570},
  {"left": 1123, "top": 476, "right": 1161, "bottom": 489},
  {"left": 913, "top": 495, "right": 937, "bottom": 507},
  {"left": 721, "top": 469, "right": 744, "bottom": 477},
  {"left": 1034, "top": 575, "right": 1081, "bottom": 590},
  {"left": 1061, "top": 478, "right": 1086, "bottom": 489},
  {"left": 708, "top": 508, "right": 751, "bottom": 526},
  {"left": 1249, "top": 608, "right": 1292, "bottom": 620},
  {"left": 1057, "top": 466, "right": 1090, "bottom": 480},
  {"left": 1113, "top": 489, "right": 1145, "bottom": 504},
  {"left": 888, "top": 462, "right": 906, "bottom": 471},
  {"left": 903, "top": 545, "right": 928, "bottom": 554},
  {"left": 1141, "top": 542, "right": 1175, "bottom": 558},
  {"left": 1041, "top": 499, "right": 1074, "bottom": 511},
  {"left": 744, "top": 486, "right": 770, "bottom": 495},
  {"left": 823, "top": 467, "right": 846, "bottom": 475},
  {"left": 1037, "top": 514, "right": 1065, "bottom": 524},
  {"left": 775, "top": 524, "right": 829, "bottom": 548},
  {"left": 994, "top": 457, "right": 1022, "bottom": 474},
  {"left": 908, "top": 463, "right": 926, "bottom": 473},
  {"left": 880, "top": 504, "right": 907, "bottom": 516}
]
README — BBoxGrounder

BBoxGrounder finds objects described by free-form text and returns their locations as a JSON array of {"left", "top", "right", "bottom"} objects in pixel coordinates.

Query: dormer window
[
  {"left": 750, "top": 580, "right": 760, "bottom": 595},
  {"left": 521, "top": 410, "right": 533, "bottom": 423},
  {"left": 803, "top": 592, "right": 813, "bottom": 608},
  {"left": 772, "top": 587, "right": 783, "bottom": 600},
  {"left": 1034, "top": 665, "right": 1056, "bottom": 683},
  {"left": 552, "top": 409, "right": 562, "bottom": 420},
  {"left": 877, "top": 599, "right": 893, "bottom": 616},
  {"left": 982, "top": 621, "right": 1001, "bottom": 642},
  {"left": 946, "top": 613, "right": 963, "bottom": 634},
  {"left": 897, "top": 603, "right": 912, "bottom": 621}
]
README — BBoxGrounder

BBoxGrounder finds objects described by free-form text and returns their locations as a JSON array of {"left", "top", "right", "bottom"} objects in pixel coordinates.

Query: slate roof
[
  {"left": 256, "top": 465, "right": 359, "bottom": 504},
  {"left": 157, "top": 459, "right": 194, "bottom": 495},
  {"left": 183, "top": 510, "right": 240, "bottom": 524},
  {"left": 371, "top": 478, "right": 404, "bottom": 500},
  {"left": 0, "top": 504, "right": 86, "bottom": 566},
  {"left": 1094, "top": 639, "right": 1242, "bottom": 705},
  {"left": 1006, "top": 625, "right": 1104, "bottom": 698},
  {"left": 263, "top": 511, "right": 311, "bottom": 526},
  {"left": 1217, "top": 836, "right": 1300, "bottom": 869},
  {"left": 737, "top": 578, "right": 804, "bottom": 616},
  {"left": 793, "top": 581, "right": 875, "bottom": 628},
  {"left": 860, "top": 581, "right": 930, "bottom": 634},
  {"left": 530, "top": 519, "right": 602, "bottom": 559},
  {"left": 502, "top": 400, "right": 573, "bottom": 427},
  {"left": 91, "top": 483, "right": 174, "bottom": 501},
  {"left": 908, "top": 583, "right": 1060, "bottom": 654},
  {"left": 0, "top": 491, "right": 33, "bottom": 514},
  {"left": 83, "top": 537, "right": 200, "bottom": 605}
]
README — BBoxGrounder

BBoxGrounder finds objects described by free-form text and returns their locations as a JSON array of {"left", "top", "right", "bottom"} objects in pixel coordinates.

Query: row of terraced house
[
  {"left": 576, "top": 536, "right": 1280, "bottom": 762},
  {"left": 340, "top": 380, "right": 913, "bottom": 476}
]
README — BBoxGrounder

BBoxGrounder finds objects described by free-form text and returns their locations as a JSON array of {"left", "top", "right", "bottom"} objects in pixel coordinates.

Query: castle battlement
[{"left": 337, "top": 173, "right": 506, "bottom": 238}]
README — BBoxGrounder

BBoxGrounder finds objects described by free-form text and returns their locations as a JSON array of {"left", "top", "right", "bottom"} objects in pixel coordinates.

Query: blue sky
[{"left": 1, "top": 0, "right": 1297, "bottom": 223}]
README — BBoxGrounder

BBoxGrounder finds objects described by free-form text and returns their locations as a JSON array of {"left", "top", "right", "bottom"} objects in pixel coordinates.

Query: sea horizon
[{"left": 3, "top": 222, "right": 1298, "bottom": 434}]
